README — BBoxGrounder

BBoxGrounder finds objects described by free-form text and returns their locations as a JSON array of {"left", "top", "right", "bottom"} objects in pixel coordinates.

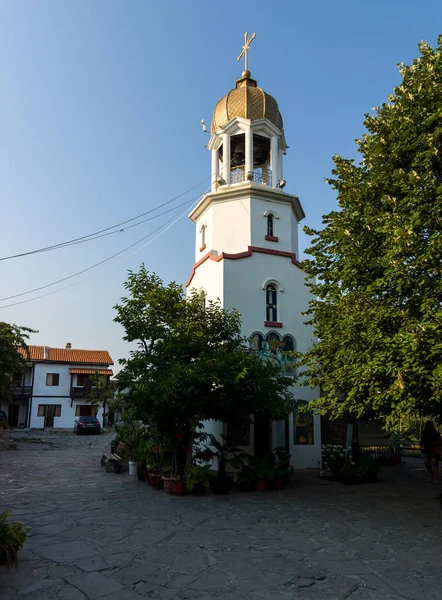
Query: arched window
[
  {"left": 281, "top": 335, "right": 296, "bottom": 374},
  {"left": 201, "top": 225, "right": 206, "bottom": 247},
  {"left": 267, "top": 214, "right": 274, "bottom": 237},
  {"left": 266, "top": 284, "right": 277, "bottom": 322}
]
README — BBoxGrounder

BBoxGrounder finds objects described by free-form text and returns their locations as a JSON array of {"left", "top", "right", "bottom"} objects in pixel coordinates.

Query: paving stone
[
  {"left": 65, "top": 572, "right": 125, "bottom": 599},
  {"left": 73, "top": 555, "right": 109, "bottom": 572},
  {"left": 37, "top": 540, "right": 98, "bottom": 563}
]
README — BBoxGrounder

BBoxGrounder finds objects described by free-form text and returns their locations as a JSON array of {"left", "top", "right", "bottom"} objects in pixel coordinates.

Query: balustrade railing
[{"left": 229, "top": 167, "right": 273, "bottom": 187}]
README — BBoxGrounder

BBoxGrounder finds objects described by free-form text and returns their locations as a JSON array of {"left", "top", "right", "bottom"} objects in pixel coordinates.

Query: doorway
[
  {"left": 8, "top": 405, "right": 19, "bottom": 428},
  {"left": 253, "top": 414, "right": 272, "bottom": 458},
  {"left": 44, "top": 405, "right": 56, "bottom": 428}
]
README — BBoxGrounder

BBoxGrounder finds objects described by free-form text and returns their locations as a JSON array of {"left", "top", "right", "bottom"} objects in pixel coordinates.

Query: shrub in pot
[
  {"left": 196, "top": 434, "right": 248, "bottom": 495},
  {"left": 273, "top": 447, "right": 292, "bottom": 490},
  {"left": 0, "top": 511, "right": 31, "bottom": 565},
  {"left": 186, "top": 465, "right": 214, "bottom": 496},
  {"left": 253, "top": 454, "right": 276, "bottom": 491},
  {"left": 340, "top": 456, "right": 381, "bottom": 484},
  {"left": 238, "top": 465, "right": 256, "bottom": 492}
]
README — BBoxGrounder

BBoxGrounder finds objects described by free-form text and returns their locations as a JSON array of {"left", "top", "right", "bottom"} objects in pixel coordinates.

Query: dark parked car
[{"left": 74, "top": 416, "right": 101, "bottom": 435}]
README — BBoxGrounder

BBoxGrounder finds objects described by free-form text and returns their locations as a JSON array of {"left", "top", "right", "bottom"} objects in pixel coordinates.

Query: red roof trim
[{"left": 186, "top": 246, "right": 301, "bottom": 287}]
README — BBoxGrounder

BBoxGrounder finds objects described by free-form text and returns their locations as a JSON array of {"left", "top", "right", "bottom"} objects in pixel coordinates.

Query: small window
[
  {"left": 266, "top": 285, "right": 277, "bottom": 322},
  {"left": 267, "top": 215, "right": 274, "bottom": 237},
  {"left": 76, "top": 374, "right": 89, "bottom": 387},
  {"left": 37, "top": 404, "right": 61, "bottom": 417},
  {"left": 46, "top": 373, "right": 60, "bottom": 386},
  {"left": 201, "top": 225, "right": 206, "bottom": 247},
  {"left": 76, "top": 405, "right": 94, "bottom": 417}
]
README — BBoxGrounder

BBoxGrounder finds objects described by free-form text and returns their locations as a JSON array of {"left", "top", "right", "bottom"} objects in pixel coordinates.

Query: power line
[
  {"left": 0, "top": 177, "right": 209, "bottom": 261},
  {"left": 0, "top": 191, "right": 207, "bottom": 308}
]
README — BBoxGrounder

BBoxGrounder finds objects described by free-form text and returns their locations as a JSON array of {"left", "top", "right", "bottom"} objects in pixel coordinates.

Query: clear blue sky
[{"left": 1, "top": 1, "right": 441, "bottom": 367}]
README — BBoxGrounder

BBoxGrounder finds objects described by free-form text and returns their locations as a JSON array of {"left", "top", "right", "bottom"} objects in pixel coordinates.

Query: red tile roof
[
  {"left": 18, "top": 346, "right": 113, "bottom": 365},
  {"left": 70, "top": 368, "right": 113, "bottom": 375}
]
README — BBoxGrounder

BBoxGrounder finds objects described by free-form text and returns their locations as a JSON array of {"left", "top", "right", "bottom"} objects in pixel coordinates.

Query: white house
[
  {"left": 186, "top": 52, "right": 321, "bottom": 469},
  {"left": 0, "top": 344, "right": 113, "bottom": 429}
]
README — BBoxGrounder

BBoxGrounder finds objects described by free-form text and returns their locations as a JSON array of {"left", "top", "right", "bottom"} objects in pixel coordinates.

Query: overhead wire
[
  {"left": 0, "top": 176, "right": 209, "bottom": 261},
  {"left": 0, "top": 189, "right": 208, "bottom": 309}
]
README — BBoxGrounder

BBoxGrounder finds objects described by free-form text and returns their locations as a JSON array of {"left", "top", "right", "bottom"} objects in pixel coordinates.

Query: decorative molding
[
  {"left": 262, "top": 279, "right": 284, "bottom": 292},
  {"left": 265, "top": 235, "right": 279, "bottom": 242},
  {"left": 264, "top": 321, "right": 283, "bottom": 328},
  {"left": 263, "top": 209, "right": 280, "bottom": 219},
  {"left": 199, "top": 244, "right": 206, "bottom": 252},
  {"left": 186, "top": 246, "right": 301, "bottom": 287}
]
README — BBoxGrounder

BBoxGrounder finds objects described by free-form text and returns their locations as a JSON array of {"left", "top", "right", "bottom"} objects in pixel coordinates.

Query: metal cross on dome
[{"left": 237, "top": 32, "right": 256, "bottom": 72}]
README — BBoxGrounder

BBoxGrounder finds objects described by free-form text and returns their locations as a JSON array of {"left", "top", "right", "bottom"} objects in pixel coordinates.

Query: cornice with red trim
[{"left": 186, "top": 246, "right": 301, "bottom": 287}]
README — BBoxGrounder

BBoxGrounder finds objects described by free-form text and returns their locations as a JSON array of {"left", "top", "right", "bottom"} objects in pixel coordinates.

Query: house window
[
  {"left": 76, "top": 374, "right": 89, "bottom": 387},
  {"left": 267, "top": 214, "right": 274, "bottom": 237},
  {"left": 201, "top": 225, "right": 206, "bottom": 247},
  {"left": 75, "top": 405, "right": 94, "bottom": 417},
  {"left": 266, "top": 285, "right": 277, "bottom": 322},
  {"left": 37, "top": 404, "right": 61, "bottom": 417},
  {"left": 46, "top": 373, "right": 60, "bottom": 386}
]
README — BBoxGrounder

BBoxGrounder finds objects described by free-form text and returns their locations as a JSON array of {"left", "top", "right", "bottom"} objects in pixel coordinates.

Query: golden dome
[{"left": 211, "top": 72, "right": 283, "bottom": 131}]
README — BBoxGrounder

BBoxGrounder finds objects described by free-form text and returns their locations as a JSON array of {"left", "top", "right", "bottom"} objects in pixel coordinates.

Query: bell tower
[{"left": 186, "top": 34, "right": 321, "bottom": 469}]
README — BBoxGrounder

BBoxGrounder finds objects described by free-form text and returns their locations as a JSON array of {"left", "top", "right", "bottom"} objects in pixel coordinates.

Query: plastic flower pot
[
  {"left": 172, "top": 481, "right": 186, "bottom": 496},
  {"left": 273, "top": 478, "right": 283, "bottom": 490},
  {"left": 256, "top": 479, "right": 266, "bottom": 492},
  {"left": 128, "top": 461, "right": 137, "bottom": 476},
  {"left": 148, "top": 473, "right": 162, "bottom": 489},
  {"left": 162, "top": 476, "right": 175, "bottom": 494}
]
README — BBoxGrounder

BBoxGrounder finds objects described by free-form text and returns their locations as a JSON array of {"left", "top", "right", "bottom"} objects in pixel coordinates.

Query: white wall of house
[{"left": 29, "top": 363, "right": 105, "bottom": 429}]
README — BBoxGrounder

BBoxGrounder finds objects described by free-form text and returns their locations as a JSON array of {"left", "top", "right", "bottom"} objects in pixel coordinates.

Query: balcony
[
  {"left": 11, "top": 385, "right": 32, "bottom": 399},
  {"left": 70, "top": 386, "right": 96, "bottom": 399},
  {"left": 229, "top": 167, "right": 273, "bottom": 187}
]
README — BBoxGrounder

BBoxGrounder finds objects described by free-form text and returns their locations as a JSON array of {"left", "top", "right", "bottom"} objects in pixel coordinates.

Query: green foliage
[
  {"left": 114, "top": 266, "right": 296, "bottom": 438},
  {"left": 196, "top": 434, "right": 249, "bottom": 477},
  {"left": 0, "top": 511, "right": 30, "bottom": 564},
  {"left": 85, "top": 373, "right": 116, "bottom": 410},
  {"left": 273, "top": 446, "right": 292, "bottom": 479},
  {"left": 185, "top": 465, "right": 215, "bottom": 491},
  {"left": 252, "top": 453, "right": 277, "bottom": 481},
  {"left": 300, "top": 37, "right": 442, "bottom": 429},
  {"left": 339, "top": 456, "right": 380, "bottom": 484},
  {"left": 322, "top": 444, "right": 347, "bottom": 475},
  {"left": 388, "top": 431, "right": 410, "bottom": 455},
  {"left": 0, "top": 322, "right": 36, "bottom": 403}
]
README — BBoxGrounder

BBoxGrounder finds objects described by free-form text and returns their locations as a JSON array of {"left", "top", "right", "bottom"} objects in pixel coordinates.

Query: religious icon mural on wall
[
  {"left": 294, "top": 400, "right": 314, "bottom": 445},
  {"left": 249, "top": 331, "right": 296, "bottom": 374}
]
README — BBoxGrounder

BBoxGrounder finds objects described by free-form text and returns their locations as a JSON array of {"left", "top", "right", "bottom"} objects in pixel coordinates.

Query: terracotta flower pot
[
  {"left": 172, "top": 481, "right": 186, "bottom": 496},
  {"left": 162, "top": 476, "right": 175, "bottom": 494},
  {"left": 256, "top": 479, "right": 266, "bottom": 491},
  {"left": 273, "top": 478, "right": 283, "bottom": 490}
]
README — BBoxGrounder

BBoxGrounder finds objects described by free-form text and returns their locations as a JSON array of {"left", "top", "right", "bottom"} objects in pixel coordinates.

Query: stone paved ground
[{"left": 1, "top": 430, "right": 442, "bottom": 600}]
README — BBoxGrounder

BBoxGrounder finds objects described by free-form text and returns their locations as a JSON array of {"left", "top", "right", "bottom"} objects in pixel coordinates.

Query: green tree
[
  {"left": 0, "top": 322, "right": 36, "bottom": 402},
  {"left": 301, "top": 37, "right": 442, "bottom": 429},
  {"left": 114, "top": 266, "right": 296, "bottom": 439}
]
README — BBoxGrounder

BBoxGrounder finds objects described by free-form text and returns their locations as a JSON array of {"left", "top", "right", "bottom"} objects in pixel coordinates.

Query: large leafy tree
[
  {"left": 114, "top": 266, "right": 296, "bottom": 438},
  {"left": 301, "top": 37, "right": 442, "bottom": 429},
  {"left": 0, "top": 322, "right": 35, "bottom": 402}
]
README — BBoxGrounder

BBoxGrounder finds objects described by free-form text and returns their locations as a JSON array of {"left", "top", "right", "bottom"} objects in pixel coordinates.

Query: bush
[
  {"left": 0, "top": 511, "right": 30, "bottom": 564},
  {"left": 340, "top": 456, "right": 380, "bottom": 484}
]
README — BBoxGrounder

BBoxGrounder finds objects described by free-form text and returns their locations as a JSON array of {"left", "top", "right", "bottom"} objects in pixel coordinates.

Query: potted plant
[
  {"left": 196, "top": 434, "right": 246, "bottom": 495},
  {"left": 0, "top": 511, "right": 31, "bottom": 565},
  {"left": 388, "top": 431, "right": 408, "bottom": 465},
  {"left": 185, "top": 465, "right": 214, "bottom": 496},
  {"left": 340, "top": 456, "right": 380, "bottom": 484},
  {"left": 238, "top": 464, "right": 256, "bottom": 492},
  {"left": 172, "top": 475, "right": 186, "bottom": 497},
  {"left": 273, "top": 447, "right": 291, "bottom": 490},
  {"left": 322, "top": 444, "right": 346, "bottom": 479},
  {"left": 253, "top": 454, "right": 276, "bottom": 491}
]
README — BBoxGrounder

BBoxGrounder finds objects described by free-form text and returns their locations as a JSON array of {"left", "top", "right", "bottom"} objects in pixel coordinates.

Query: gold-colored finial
[{"left": 237, "top": 32, "right": 256, "bottom": 74}]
